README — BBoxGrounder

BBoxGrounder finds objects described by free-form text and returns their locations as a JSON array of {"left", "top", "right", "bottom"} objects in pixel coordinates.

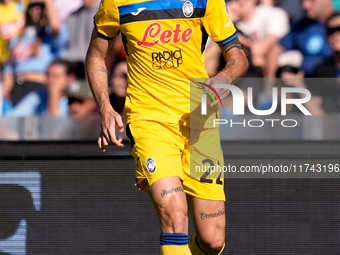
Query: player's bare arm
[
  {"left": 85, "top": 29, "right": 124, "bottom": 151},
  {"left": 206, "top": 37, "right": 249, "bottom": 103}
]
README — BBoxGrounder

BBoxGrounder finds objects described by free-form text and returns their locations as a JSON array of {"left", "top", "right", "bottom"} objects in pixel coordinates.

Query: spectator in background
[
  {"left": 268, "top": 0, "right": 335, "bottom": 78},
  {"left": 0, "top": 0, "right": 27, "bottom": 67},
  {"left": 65, "top": 80, "right": 97, "bottom": 119},
  {"left": 5, "top": 59, "right": 76, "bottom": 116},
  {"left": 61, "top": 0, "right": 100, "bottom": 79},
  {"left": 233, "top": 0, "right": 290, "bottom": 77},
  {"left": 314, "top": 14, "right": 340, "bottom": 78},
  {"left": 109, "top": 61, "right": 127, "bottom": 114},
  {"left": 261, "top": 0, "right": 304, "bottom": 25},
  {"left": 308, "top": 14, "right": 340, "bottom": 112},
  {"left": 53, "top": 0, "right": 82, "bottom": 21},
  {"left": 226, "top": 0, "right": 241, "bottom": 22},
  {"left": 0, "top": 0, "right": 27, "bottom": 114},
  {"left": 1, "top": 0, "right": 69, "bottom": 107},
  {"left": 277, "top": 66, "right": 324, "bottom": 115},
  {"left": 279, "top": 0, "right": 304, "bottom": 26},
  {"left": 256, "top": 65, "right": 325, "bottom": 115},
  {"left": 260, "top": 0, "right": 278, "bottom": 6},
  {"left": 0, "top": 81, "right": 3, "bottom": 116}
]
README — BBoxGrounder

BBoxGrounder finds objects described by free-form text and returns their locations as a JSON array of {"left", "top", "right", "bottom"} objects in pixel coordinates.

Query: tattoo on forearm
[
  {"left": 226, "top": 58, "right": 236, "bottom": 67},
  {"left": 98, "top": 65, "right": 107, "bottom": 74},
  {"left": 199, "top": 209, "right": 225, "bottom": 220},
  {"left": 160, "top": 187, "right": 184, "bottom": 197}
]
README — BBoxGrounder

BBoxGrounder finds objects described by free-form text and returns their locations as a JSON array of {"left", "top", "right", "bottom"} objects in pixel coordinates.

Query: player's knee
[
  {"left": 161, "top": 207, "right": 188, "bottom": 233},
  {"left": 208, "top": 238, "right": 225, "bottom": 252},
  {"left": 168, "top": 208, "right": 188, "bottom": 232},
  {"left": 200, "top": 235, "right": 225, "bottom": 253}
]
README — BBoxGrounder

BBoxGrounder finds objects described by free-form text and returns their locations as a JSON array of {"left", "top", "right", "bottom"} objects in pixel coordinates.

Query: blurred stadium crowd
[{"left": 0, "top": 0, "right": 340, "bottom": 119}]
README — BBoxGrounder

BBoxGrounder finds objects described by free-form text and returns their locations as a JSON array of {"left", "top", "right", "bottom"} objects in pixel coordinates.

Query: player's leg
[
  {"left": 126, "top": 121, "right": 192, "bottom": 254},
  {"left": 181, "top": 125, "right": 226, "bottom": 254},
  {"left": 188, "top": 196, "right": 226, "bottom": 255},
  {"left": 145, "top": 176, "right": 192, "bottom": 254}
]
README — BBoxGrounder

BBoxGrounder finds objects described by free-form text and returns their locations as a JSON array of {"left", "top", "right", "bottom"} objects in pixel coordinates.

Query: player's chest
[{"left": 118, "top": 0, "right": 204, "bottom": 45}]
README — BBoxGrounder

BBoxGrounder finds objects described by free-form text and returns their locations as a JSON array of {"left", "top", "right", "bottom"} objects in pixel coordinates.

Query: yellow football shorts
[{"left": 126, "top": 120, "right": 225, "bottom": 201}]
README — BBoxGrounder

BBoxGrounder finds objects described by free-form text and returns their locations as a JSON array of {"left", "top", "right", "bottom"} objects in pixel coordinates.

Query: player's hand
[
  {"left": 98, "top": 107, "right": 124, "bottom": 151},
  {"left": 203, "top": 77, "right": 231, "bottom": 106}
]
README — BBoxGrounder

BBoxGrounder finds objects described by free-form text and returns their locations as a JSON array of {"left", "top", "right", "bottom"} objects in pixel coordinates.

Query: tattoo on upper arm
[
  {"left": 199, "top": 209, "right": 225, "bottom": 220},
  {"left": 98, "top": 65, "right": 107, "bottom": 74},
  {"left": 160, "top": 186, "right": 184, "bottom": 197}
]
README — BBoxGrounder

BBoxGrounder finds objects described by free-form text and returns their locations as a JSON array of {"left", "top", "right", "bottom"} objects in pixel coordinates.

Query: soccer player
[{"left": 85, "top": 0, "right": 248, "bottom": 254}]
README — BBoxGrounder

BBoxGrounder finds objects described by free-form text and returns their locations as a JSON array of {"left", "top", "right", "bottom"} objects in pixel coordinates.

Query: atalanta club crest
[
  {"left": 182, "top": 1, "right": 194, "bottom": 18},
  {"left": 146, "top": 158, "right": 157, "bottom": 173}
]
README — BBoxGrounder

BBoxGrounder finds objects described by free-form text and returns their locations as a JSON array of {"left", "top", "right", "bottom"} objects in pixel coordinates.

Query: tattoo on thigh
[
  {"left": 199, "top": 209, "right": 225, "bottom": 220},
  {"left": 160, "top": 186, "right": 184, "bottom": 197},
  {"left": 98, "top": 65, "right": 107, "bottom": 74}
]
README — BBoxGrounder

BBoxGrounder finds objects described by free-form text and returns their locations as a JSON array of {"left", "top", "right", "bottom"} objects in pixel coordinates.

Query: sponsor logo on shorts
[
  {"left": 182, "top": 1, "right": 194, "bottom": 17},
  {"left": 137, "top": 22, "right": 192, "bottom": 47},
  {"left": 146, "top": 157, "right": 157, "bottom": 173},
  {"left": 151, "top": 49, "right": 183, "bottom": 70}
]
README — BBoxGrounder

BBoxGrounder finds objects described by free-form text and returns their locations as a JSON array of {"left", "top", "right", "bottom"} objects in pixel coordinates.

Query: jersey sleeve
[
  {"left": 202, "top": 0, "right": 237, "bottom": 45},
  {"left": 94, "top": 0, "right": 120, "bottom": 40}
]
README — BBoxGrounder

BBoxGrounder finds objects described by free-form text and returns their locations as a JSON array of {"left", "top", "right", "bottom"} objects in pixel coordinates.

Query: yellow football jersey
[{"left": 94, "top": 0, "right": 237, "bottom": 126}]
